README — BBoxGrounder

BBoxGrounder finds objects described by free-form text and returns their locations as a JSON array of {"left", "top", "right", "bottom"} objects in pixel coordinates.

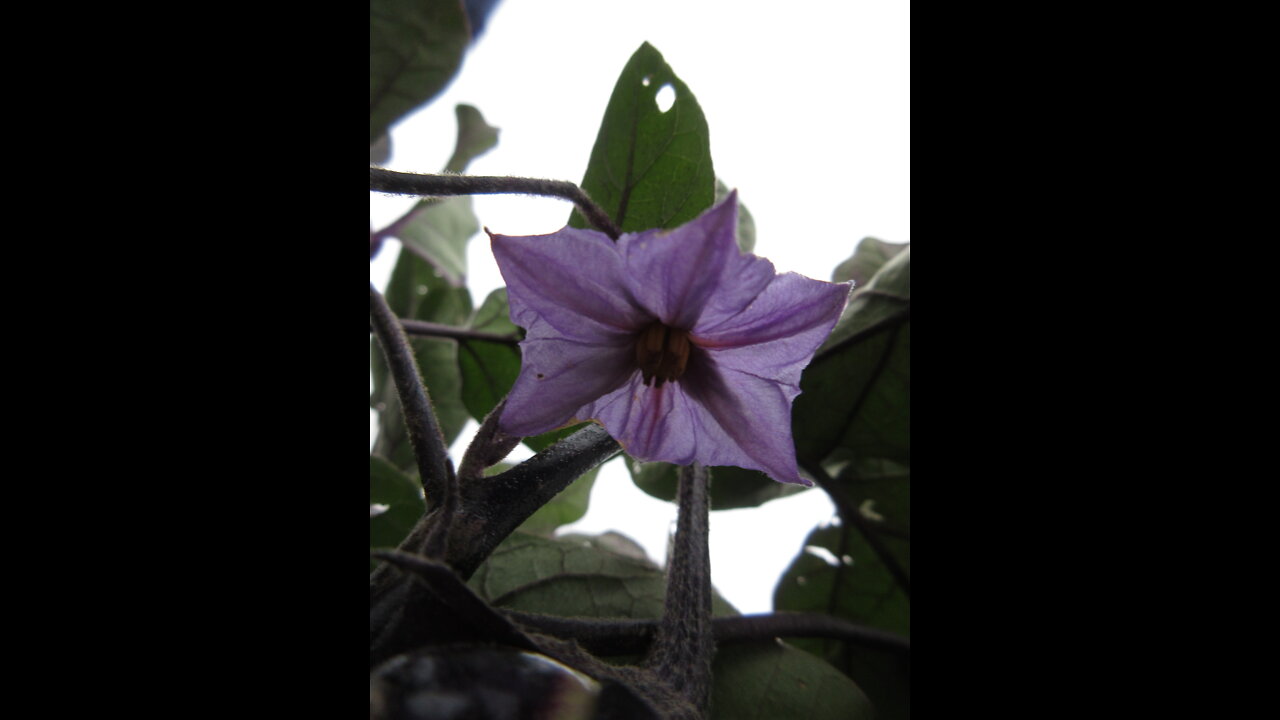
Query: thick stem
[
  {"left": 504, "top": 610, "right": 911, "bottom": 657},
  {"left": 369, "top": 283, "right": 456, "bottom": 557},
  {"left": 368, "top": 168, "right": 622, "bottom": 240},
  {"left": 644, "top": 463, "right": 714, "bottom": 715}
]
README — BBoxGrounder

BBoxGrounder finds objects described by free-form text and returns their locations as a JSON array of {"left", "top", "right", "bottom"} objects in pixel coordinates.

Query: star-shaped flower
[{"left": 488, "top": 192, "right": 850, "bottom": 485}]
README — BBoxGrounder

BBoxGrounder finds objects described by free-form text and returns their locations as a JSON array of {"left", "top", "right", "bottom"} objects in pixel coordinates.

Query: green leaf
[
  {"left": 370, "top": 456, "right": 425, "bottom": 570},
  {"left": 571, "top": 42, "right": 715, "bottom": 232},
  {"left": 369, "top": 0, "right": 469, "bottom": 143},
  {"left": 469, "top": 531, "right": 738, "bottom": 618},
  {"left": 627, "top": 460, "right": 807, "bottom": 510},
  {"left": 710, "top": 641, "right": 874, "bottom": 720},
  {"left": 445, "top": 104, "right": 500, "bottom": 173},
  {"left": 832, "top": 238, "right": 908, "bottom": 287},
  {"left": 371, "top": 250, "right": 473, "bottom": 475},
  {"left": 457, "top": 288, "right": 522, "bottom": 422},
  {"left": 773, "top": 458, "right": 910, "bottom": 720},
  {"left": 715, "top": 178, "right": 756, "bottom": 253},
  {"left": 390, "top": 195, "right": 478, "bottom": 287},
  {"left": 470, "top": 532, "right": 870, "bottom": 719},
  {"left": 794, "top": 247, "right": 910, "bottom": 467}
]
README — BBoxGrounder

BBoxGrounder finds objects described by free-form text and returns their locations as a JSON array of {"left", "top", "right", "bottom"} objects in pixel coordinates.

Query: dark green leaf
[
  {"left": 832, "top": 238, "right": 908, "bottom": 287},
  {"left": 445, "top": 103, "right": 500, "bottom": 173},
  {"left": 773, "top": 457, "right": 910, "bottom": 720},
  {"left": 627, "top": 460, "right": 807, "bottom": 510},
  {"left": 715, "top": 178, "right": 756, "bottom": 253},
  {"left": 457, "top": 288, "right": 521, "bottom": 422},
  {"left": 369, "top": 0, "right": 469, "bottom": 143},
  {"left": 794, "top": 248, "right": 910, "bottom": 467},
  {"left": 370, "top": 456, "right": 425, "bottom": 570},
  {"left": 371, "top": 250, "right": 473, "bottom": 475},
  {"left": 571, "top": 42, "right": 715, "bottom": 232},
  {"left": 710, "top": 641, "right": 874, "bottom": 720},
  {"left": 469, "top": 531, "right": 738, "bottom": 618}
]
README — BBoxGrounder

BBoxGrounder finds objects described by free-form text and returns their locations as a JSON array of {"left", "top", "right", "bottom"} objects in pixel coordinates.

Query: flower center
[{"left": 635, "top": 322, "right": 691, "bottom": 387}]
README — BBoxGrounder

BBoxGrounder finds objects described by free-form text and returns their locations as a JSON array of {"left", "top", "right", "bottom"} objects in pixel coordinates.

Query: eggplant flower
[{"left": 488, "top": 192, "right": 850, "bottom": 485}]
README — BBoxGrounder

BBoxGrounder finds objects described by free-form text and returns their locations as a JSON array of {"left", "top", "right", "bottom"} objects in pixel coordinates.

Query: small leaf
[
  {"left": 369, "top": 0, "right": 470, "bottom": 143},
  {"left": 445, "top": 104, "right": 500, "bottom": 173},
  {"left": 388, "top": 195, "right": 478, "bottom": 287},
  {"left": 832, "top": 238, "right": 908, "bottom": 287},
  {"left": 370, "top": 456, "right": 425, "bottom": 570},
  {"left": 571, "top": 42, "right": 715, "bottom": 233},
  {"left": 457, "top": 288, "right": 522, "bottom": 422},
  {"left": 715, "top": 178, "right": 756, "bottom": 253},
  {"left": 794, "top": 248, "right": 910, "bottom": 467}
]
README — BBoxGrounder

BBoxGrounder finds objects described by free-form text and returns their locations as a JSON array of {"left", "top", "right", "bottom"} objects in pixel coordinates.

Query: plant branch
[
  {"left": 644, "top": 463, "right": 714, "bottom": 715},
  {"left": 504, "top": 610, "right": 911, "bottom": 657},
  {"left": 369, "top": 167, "right": 622, "bottom": 240},
  {"left": 399, "top": 318, "right": 521, "bottom": 345},
  {"left": 369, "top": 283, "right": 457, "bottom": 557}
]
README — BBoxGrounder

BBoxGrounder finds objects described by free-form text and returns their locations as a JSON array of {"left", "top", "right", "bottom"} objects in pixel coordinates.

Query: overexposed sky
[{"left": 371, "top": 0, "right": 909, "bottom": 613}]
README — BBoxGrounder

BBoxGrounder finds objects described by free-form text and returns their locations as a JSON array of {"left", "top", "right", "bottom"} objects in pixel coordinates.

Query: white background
[{"left": 371, "top": 0, "right": 909, "bottom": 613}]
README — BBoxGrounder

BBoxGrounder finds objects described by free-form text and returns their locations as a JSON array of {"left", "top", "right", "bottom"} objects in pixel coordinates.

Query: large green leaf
[
  {"left": 710, "top": 641, "right": 874, "bottom": 720},
  {"left": 370, "top": 456, "right": 426, "bottom": 570},
  {"left": 471, "top": 532, "right": 870, "bottom": 719},
  {"left": 369, "top": 0, "right": 469, "bottom": 143},
  {"left": 571, "top": 42, "right": 715, "bottom": 232},
  {"left": 469, "top": 530, "right": 737, "bottom": 618},
  {"left": 794, "top": 246, "right": 910, "bottom": 467},
  {"left": 773, "top": 457, "right": 910, "bottom": 720},
  {"left": 370, "top": 250, "right": 473, "bottom": 476}
]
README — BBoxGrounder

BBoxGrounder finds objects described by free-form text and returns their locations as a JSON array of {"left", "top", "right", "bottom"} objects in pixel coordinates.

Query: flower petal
[
  {"left": 490, "top": 228, "right": 651, "bottom": 342},
  {"left": 500, "top": 332, "right": 636, "bottom": 437},
  {"left": 619, "top": 192, "right": 757, "bottom": 330},
  {"left": 695, "top": 273, "right": 851, "bottom": 387},
  {"left": 579, "top": 354, "right": 809, "bottom": 485}
]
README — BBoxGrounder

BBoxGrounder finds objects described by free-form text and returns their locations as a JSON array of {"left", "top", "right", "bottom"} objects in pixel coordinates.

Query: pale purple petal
[
  {"left": 619, "top": 192, "right": 745, "bottom": 329},
  {"left": 490, "top": 228, "right": 650, "bottom": 342},
  {"left": 500, "top": 331, "right": 635, "bottom": 437},
  {"left": 579, "top": 355, "right": 809, "bottom": 485},
  {"left": 694, "top": 274, "right": 851, "bottom": 387}
]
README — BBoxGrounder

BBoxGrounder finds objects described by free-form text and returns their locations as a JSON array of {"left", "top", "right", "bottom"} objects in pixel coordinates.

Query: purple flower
[{"left": 488, "top": 192, "right": 850, "bottom": 485}]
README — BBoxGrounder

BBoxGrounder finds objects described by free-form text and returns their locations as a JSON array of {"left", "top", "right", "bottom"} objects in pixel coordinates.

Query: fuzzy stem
[
  {"left": 369, "top": 283, "right": 456, "bottom": 557},
  {"left": 644, "top": 463, "right": 714, "bottom": 715},
  {"left": 368, "top": 168, "right": 622, "bottom": 240}
]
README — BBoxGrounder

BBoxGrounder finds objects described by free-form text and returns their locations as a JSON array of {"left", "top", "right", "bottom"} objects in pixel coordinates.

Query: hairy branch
[
  {"left": 504, "top": 610, "right": 911, "bottom": 657},
  {"left": 368, "top": 283, "right": 454, "bottom": 531},
  {"left": 369, "top": 167, "right": 622, "bottom": 240},
  {"left": 644, "top": 464, "right": 714, "bottom": 715}
]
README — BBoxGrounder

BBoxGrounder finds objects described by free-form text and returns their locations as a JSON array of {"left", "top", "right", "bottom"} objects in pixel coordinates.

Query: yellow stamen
[{"left": 635, "top": 322, "right": 692, "bottom": 387}]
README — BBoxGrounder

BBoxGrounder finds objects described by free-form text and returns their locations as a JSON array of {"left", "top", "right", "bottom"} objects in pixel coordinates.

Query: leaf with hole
[{"left": 571, "top": 42, "right": 715, "bottom": 233}]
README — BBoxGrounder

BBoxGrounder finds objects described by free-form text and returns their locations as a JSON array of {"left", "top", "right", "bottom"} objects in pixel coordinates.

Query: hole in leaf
[
  {"left": 655, "top": 83, "right": 675, "bottom": 113},
  {"left": 370, "top": 503, "right": 390, "bottom": 519},
  {"left": 641, "top": 75, "right": 652, "bottom": 87}
]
